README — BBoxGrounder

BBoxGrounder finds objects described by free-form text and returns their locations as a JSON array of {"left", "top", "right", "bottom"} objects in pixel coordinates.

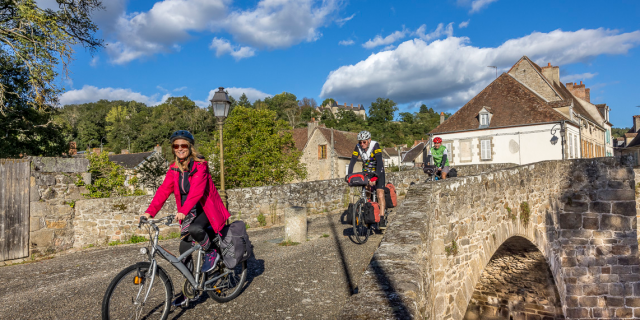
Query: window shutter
[
  {"left": 318, "top": 145, "right": 321, "bottom": 159},
  {"left": 481, "top": 140, "right": 491, "bottom": 160}
]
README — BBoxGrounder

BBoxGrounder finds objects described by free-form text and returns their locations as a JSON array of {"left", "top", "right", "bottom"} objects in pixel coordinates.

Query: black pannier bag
[
  {"left": 381, "top": 186, "right": 395, "bottom": 208},
  {"left": 363, "top": 201, "right": 380, "bottom": 224},
  {"left": 448, "top": 167, "right": 458, "bottom": 178},
  {"left": 423, "top": 165, "right": 437, "bottom": 175},
  {"left": 345, "top": 203, "right": 354, "bottom": 224},
  {"left": 345, "top": 172, "right": 373, "bottom": 187},
  {"left": 216, "top": 221, "right": 253, "bottom": 269}
]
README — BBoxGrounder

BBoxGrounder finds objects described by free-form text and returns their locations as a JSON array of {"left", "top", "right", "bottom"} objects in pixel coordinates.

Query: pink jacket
[{"left": 145, "top": 160, "right": 230, "bottom": 234}]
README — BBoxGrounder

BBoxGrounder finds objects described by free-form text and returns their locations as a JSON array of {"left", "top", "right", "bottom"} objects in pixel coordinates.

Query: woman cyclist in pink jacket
[{"left": 140, "top": 130, "right": 230, "bottom": 305}]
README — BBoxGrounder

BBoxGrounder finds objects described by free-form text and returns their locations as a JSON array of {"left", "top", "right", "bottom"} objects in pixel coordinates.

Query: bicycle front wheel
[
  {"left": 353, "top": 199, "right": 369, "bottom": 244},
  {"left": 102, "top": 262, "right": 173, "bottom": 320}
]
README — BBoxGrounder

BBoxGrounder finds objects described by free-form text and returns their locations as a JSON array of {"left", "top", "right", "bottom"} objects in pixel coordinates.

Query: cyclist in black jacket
[{"left": 347, "top": 130, "right": 387, "bottom": 228}]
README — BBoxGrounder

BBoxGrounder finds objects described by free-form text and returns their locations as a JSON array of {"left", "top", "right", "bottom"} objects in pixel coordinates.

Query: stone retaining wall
[{"left": 340, "top": 158, "right": 640, "bottom": 320}]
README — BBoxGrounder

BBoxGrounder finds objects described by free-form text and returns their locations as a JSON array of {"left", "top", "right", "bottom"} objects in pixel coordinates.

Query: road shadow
[
  {"left": 327, "top": 214, "right": 355, "bottom": 296},
  {"left": 369, "top": 255, "right": 412, "bottom": 320}
]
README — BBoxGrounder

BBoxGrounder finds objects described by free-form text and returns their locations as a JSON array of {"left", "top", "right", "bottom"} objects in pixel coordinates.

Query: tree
[
  {"left": 237, "top": 93, "right": 252, "bottom": 108},
  {"left": 76, "top": 152, "right": 145, "bottom": 198},
  {"left": 208, "top": 106, "right": 306, "bottom": 188},
  {"left": 321, "top": 98, "right": 336, "bottom": 107},
  {"left": 0, "top": 0, "right": 103, "bottom": 157},
  {"left": 368, "top": 98, "right": 398, "bottom": 127},
  {"left": 611, "top": 127, "right": 630, "bottom": 139}
]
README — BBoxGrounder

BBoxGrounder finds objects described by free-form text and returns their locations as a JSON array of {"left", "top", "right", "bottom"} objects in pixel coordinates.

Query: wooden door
[{"left": 0, "top": 159, "right": 30, "bottom": 261}]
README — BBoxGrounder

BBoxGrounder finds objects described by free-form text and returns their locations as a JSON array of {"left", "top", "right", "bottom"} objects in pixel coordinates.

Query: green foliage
[
  {"left": 520, "top": 201, "right": 531, "bottom": 224},
  {"left": 237, "top": 93, "right": 252, "bottom": 108},
  {"left": 321, "top": 98, "right": 335, "bottom": 107},
  {"left": 322, "top": 233, "right": 329, "bottom": 238},
  {"left": 80, "top": 153, "right": 145, "bottom": 198},
  {"left": 505, "top": 204, "right": 516, "bottom": 221},
  {"left": 611, "top": 127, "right": 630, "bottom": 139},
  {"left": 257, "top": 213, "right": 267, "bottom": 226},
  {"left": 158, "top": 232, "right": 181, "bottom": 241},
  {"left": 386, "top": 165, "right": 400, "bottom": 172},
  {"left": 108, "top": 234, "right": 148, "bottom": 246},
  {"left": 207, "top": 106, "right": 307, "bottom": 188},
  {"left": 65, "top": 200, "right": 76, "bottom": 208},
  {"left": 445, "top": 239, "right": 458, "bottom": 256},
  {"left": 279, "top": 239, "right": 300, "bottom": 246}
]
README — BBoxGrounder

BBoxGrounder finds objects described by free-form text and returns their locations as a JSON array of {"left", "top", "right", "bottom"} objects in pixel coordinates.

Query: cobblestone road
[{"left": 0, "top": 210, "right": 389, "bottom": 320}]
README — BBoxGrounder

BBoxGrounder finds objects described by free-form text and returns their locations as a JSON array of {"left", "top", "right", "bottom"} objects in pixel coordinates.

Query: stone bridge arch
[{"left": 340, "top": 158, "right": 640, "bottom": 320}]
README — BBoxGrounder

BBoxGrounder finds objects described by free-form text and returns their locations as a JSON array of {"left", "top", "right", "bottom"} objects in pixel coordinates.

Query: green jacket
[{"left": 430, "top": 146, "right": 449, "bottom": 167}]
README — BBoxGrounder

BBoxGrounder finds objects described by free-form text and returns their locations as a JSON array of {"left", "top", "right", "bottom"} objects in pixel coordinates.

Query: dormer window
[{"left": 478, "top": 107, "right": 492, "bottom": 128}]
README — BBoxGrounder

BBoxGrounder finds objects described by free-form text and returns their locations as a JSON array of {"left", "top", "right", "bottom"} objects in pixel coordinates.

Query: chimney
[
  {"left": 440, "top": 112, "right": 445, "bottom": 124},
  {"left": 153, "top": 144, "right": 162, "bottom": 155},
  {"left": 351, "top": 103, "right": 353, "bottom": 108},
  {"left": 566, "top": 81, "right": 589, "bottom": 102},
  {"left": 634, "top": 116, "right": 640, "bottom": 134},
  {"left": 69, "top": 141, "right": 78, "bottom": 156},
  {"left": 308, "top": 118, "right": 318, "bottom": 138},
  {"left": 121, "top": 149, "right": 130, "bottom": 154},
  {"left": 92, "top": 148, "right": 101, "bottom": 155},
  {"left": 541, "top": 62, "right": 560, "bottom": 84},
  {"left": 344, "top": 102, "right": 347, "bottom": 107}
]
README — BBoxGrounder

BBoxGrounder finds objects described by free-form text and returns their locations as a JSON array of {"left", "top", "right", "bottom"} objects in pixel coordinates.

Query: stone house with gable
[
  {"left": 429, "top": 56, "right": 614, "bottom": 166},
  {"left": 108, "top": 146, "right": 166, "bottom": 193},
  {"left": 292, "top": 120, "right": 363, "bottom": 181}
]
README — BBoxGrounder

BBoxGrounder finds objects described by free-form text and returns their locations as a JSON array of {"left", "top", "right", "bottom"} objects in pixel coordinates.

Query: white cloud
[
  {"left": 223, "top": 0, "right": 340, "bottom": 49},
  {"left": 336, "top": 13, "right": 355, "bottom": 27},
  {"left": 173, "top": 86, "right": 188, "bottom": 92},
  {"left": 470, "top": 0, "right": 498, "bottom": 13},
  {"left": 321, "top": 28, "right": 640, "bottom": 110},
  {"left": 209, "top": 37, "right": 256, "bottom": 60},
  {"left": 102, "top": 0, "right": 339, "bottom": 63},
  {"left": 194, "top": 87, "right": 272, "bottom": 107},
  {"left": 363, "top": 28, "right": 408, "bottom": 49},
  {"left": 59, "top": 85, "right": 170, "bottom": 106},
  {"left": 561, "top": 72, "right": 598, "bottom": 83},
  {"left": 339, "top": 39, "right": 355, "bottom": 46},
  {"left": 415, "top": 23, "right": 453, "bottom": 41},
  {"left": 90, "top": 56, "right": 99, "bottom": 67},
  {"left": 459, "top": 20, "right": 470, "bottom": 28}
]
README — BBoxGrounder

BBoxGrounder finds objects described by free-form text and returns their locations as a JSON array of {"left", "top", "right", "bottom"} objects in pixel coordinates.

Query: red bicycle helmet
[{"left": 433, "top": 137, "right": 442, "bottom": 143}]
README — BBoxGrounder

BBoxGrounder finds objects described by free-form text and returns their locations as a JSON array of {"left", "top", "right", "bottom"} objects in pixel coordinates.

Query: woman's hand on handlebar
[
  {"left": 139, "top": 213, "right": 151, "bottom": 223},
  {"left": 175, "top": 212, "right": 186, "bottom": 221}
]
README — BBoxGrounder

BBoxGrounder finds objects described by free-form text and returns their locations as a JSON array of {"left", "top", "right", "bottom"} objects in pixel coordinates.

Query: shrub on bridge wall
[{"left": 519, "top": 201, "right": 530, "bottom": 224}]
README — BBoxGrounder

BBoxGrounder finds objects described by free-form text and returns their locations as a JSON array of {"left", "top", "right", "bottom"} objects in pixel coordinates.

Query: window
[
  {"left": 480, "top": 114, "right": 489, "bottom": 126},
  {"left": 460, "top": 140, "right": 472, "bottom": 162},
  {"left": 569, "top": 134, "right": 573, "bottom": 158},
  {"left": 481, "top": 139, "right": 492, "bottom": 160},
  {"left": 318, "top": 145, "right": 327, "bottom": 159},
  {"left": 574, "top": 136, "right": 578, "bottom": 158},
  {"left": 444, "top": 142, "right": 453, "bottom": 164}
]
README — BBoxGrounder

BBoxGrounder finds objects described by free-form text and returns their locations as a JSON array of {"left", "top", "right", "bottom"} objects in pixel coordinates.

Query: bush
[{"left": 77, "top": 153, "right": 145, "bottom": 198}]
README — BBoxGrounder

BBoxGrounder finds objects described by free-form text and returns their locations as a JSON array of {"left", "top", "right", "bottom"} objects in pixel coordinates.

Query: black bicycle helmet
[{"left": 169, "top": 130, "right": 195, "bottom": 145}]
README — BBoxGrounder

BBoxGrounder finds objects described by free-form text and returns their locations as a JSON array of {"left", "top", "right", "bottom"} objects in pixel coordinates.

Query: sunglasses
[
  {"left": 172, "top": 144, "right": 190, "bottom": 150},
  {"left": 359, "top": 141, "right": 368, "bottom": 145}
]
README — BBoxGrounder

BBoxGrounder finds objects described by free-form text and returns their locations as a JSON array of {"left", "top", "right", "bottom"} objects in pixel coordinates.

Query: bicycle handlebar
[{"left": 138, "top": 216, "right": 174, "bottom": 229}]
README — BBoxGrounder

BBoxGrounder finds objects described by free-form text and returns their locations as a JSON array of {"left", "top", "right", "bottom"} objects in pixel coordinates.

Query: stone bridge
[{"left": 341, "top": 158, "right": 640, "bottom": 319}]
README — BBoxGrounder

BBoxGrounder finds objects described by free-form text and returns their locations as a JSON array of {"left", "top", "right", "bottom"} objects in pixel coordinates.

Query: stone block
[
  {"left": 583, "top": 217, "right": 599, "bottom": 230},
  {"left": 590, "top": 201, "right": 611, "bottom": 213},
  {"left": 612, "top": 201, "right": 636, "bottom": 217},
  {"left": 284, "top": 206, "right": 307, "bottom": 243},
  {"left": 32, "top": 157, "right": 89, "bottom": 173},
  {"left": 30, "top": 229, "right": 54, "bottom": 248},
  {"left": 606, "top": 296, "right": 625, "bottom": 307},
  {"left": 615, "top": 307, "right": 633, "bottom": 318},
  {"left": 601, "top": 215, "right": 631, "bottom": 231},
  {"left": 608, "top": 180, "right": 626, "bottom": 189},
  {"left": 563, "top": 201, "right": 588, "bottom": 213},
  {"left": 558, "top": 213, "right": 582, "bottom": 229},
  {"left": 612, "top": 245, "right": 631, "bottom": 255},
  {"left": 598, "top": 189, "right": 635, "bottom": 201}
]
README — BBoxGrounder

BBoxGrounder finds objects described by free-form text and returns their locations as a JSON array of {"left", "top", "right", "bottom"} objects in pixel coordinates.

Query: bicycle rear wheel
[
  {"left": 102, "top": 262, "right": 172, "bottom": 320},
  {"left": 353, "top": 199, "right": 369, "bottom": 244},
  {"left": 207, "top": 260, "right": 248, "bottom": 303}
]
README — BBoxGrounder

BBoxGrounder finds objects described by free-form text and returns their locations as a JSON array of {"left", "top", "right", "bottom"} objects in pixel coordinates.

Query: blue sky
[{"left": 54, "top": 0, "right": 640, "bottom": 128}]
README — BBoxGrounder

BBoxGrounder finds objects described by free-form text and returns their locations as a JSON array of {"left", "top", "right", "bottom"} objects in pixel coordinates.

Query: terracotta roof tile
[
  {"left": 430, "top": 73, "right": 566, "bottom": 134},
  {"left": 291, "top": 128, "right": 308, "bottom": 152}
]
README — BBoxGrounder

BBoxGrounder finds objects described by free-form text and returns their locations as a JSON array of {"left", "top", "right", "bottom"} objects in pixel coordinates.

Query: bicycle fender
[{"left": 134, "top": 262, "right": 174, "bottom": 299}]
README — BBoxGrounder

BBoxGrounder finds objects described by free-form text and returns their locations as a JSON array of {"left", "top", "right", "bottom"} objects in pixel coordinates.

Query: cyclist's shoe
[
  {"left": 201, "top": 249, "right": 219, "bottom": 273},
  {"left": 378, "top": 215, "right": 387, "bottom": 230},
  {"left": 172, "top": 294, "right": 188, "bottom": 307}
]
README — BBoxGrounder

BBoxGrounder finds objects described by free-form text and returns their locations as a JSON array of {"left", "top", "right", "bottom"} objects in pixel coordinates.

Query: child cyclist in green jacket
[{"left": 425, "top": 137, "right": 450, "bottom": 180}]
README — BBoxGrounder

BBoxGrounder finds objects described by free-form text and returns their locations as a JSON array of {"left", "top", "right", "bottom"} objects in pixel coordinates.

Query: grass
[
  {"left": 108, "top": 234, "right": 148, "bottom": 246},
  {"left": 257, "top": 213, "right": 267, "bottom": 226},
  {"left": 505, "top": 204, "right": 516, "bottom": 222},
  {"left": 322, "top": 233, "right": 329, "bottom": 238},
  {"left": 520, "top": 201, "right": 531, "bottom": 224},
  {"left": 445, "top": 239, "right": 458, "bottom": 257},
  {"left": 159, "top": 232, "right": 180, "bottom": 241},
  {"left": 279, "top": 239, "right": 300, "bottom": 246}
]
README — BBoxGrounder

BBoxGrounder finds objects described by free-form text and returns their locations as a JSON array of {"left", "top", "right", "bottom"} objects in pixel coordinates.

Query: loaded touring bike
[
  {"left": 101, "top": 216, "right": 247, "bottom": 320},
  {"left": 346, "top": 172, "right": 388, "bottom": 244}
]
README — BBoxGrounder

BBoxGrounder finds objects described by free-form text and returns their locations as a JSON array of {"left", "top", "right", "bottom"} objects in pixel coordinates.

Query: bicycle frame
[{"left": 138, "top": 217, "right": 233, "bottom": 304}]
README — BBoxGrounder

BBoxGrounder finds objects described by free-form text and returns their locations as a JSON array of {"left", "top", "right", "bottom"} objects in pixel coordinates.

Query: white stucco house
[{"left": 428, "top": 56, "right": 613, "bottom": 166}]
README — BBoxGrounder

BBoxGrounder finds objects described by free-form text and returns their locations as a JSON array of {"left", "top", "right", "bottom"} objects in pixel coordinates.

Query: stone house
[
  {"left": 318, "top": 100, "right": 367, "bottom": 120},
  {"left": 400, "top": 141, "right": 426, "bottom": 167},
  {"left": 617, "top": 115, "right": 640, "bottom": 164},
  {"left": 429, "top": 56, "right": 614, "bottom": 166},
  {"left": 382, "top": 147, "right": 401, "bottom": 167},
  {"left": 108, "top": 146, "right": 166, "bottom": 193},
  {"left": 292, "top": 121, "right": 363, "bottom": 181}
]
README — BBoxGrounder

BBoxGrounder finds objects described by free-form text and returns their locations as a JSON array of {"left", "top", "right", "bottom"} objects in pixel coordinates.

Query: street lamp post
[
  {"left": 100, "top": 136, "right": 106, "bottom": 153},
  {"left": 210, "top": 87, "right": 231, "bottom": 208}
]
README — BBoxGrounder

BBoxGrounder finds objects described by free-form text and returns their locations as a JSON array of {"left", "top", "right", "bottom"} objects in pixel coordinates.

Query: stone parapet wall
[
  {"left": 28, "top": 161, "right": 513, "bottom": 253},
  {"left": 340, "top": 158, "right": 640, "bottom": 320}
]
